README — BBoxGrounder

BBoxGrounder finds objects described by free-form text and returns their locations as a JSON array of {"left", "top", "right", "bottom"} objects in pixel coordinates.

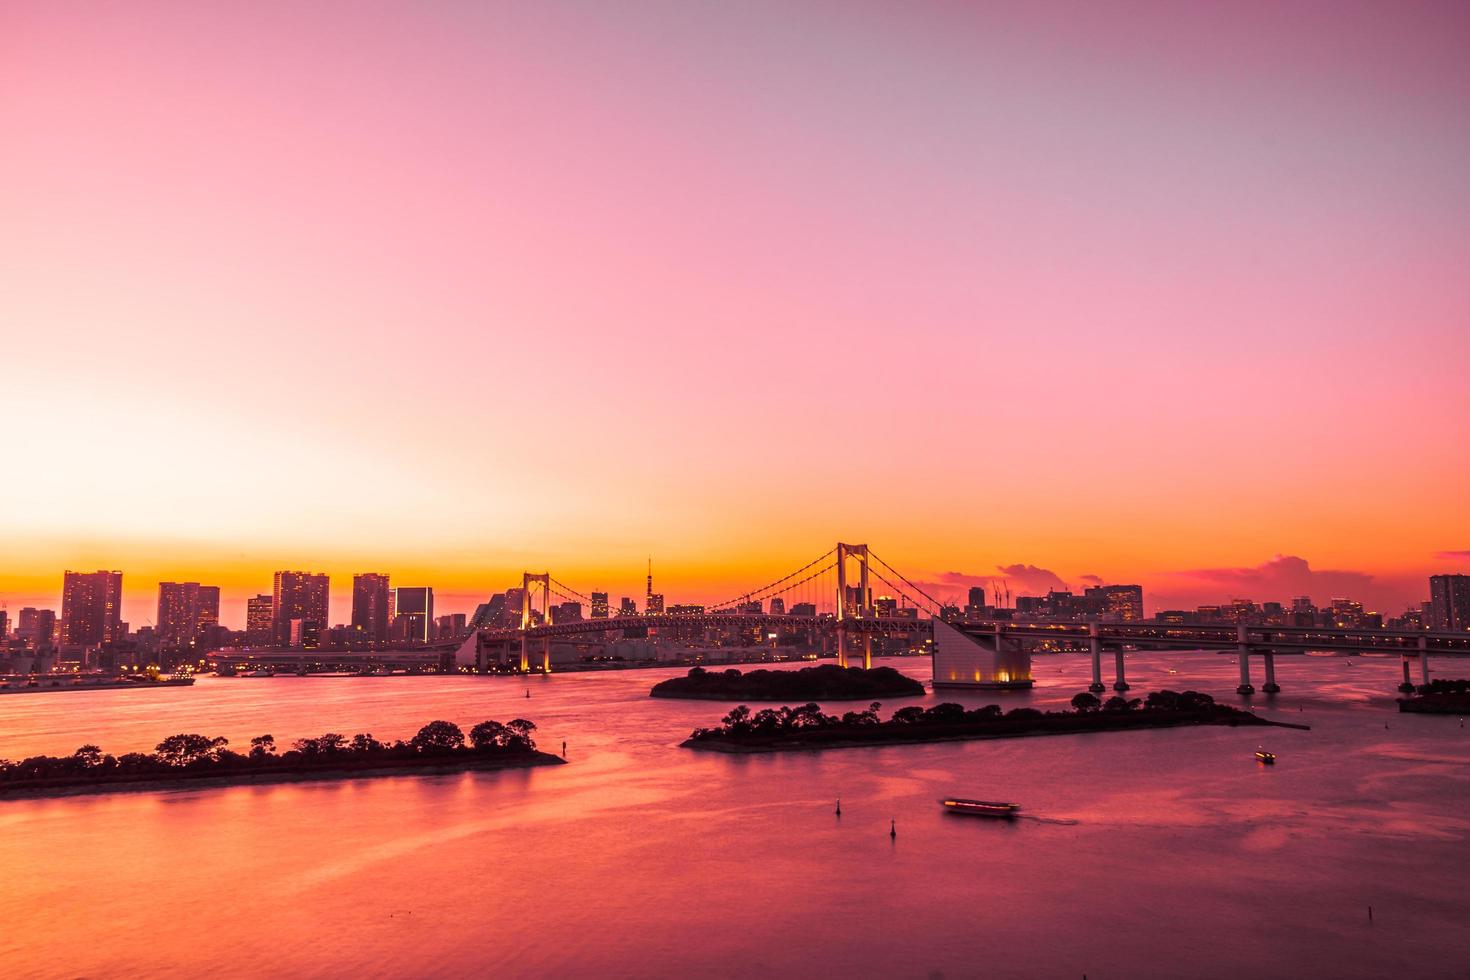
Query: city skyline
[
  {"left": 4, "top": 555, "right": 1467, "bottom": 637},
  {"left": 2, "top": 1, "right": 1468, "bottom": 628}
]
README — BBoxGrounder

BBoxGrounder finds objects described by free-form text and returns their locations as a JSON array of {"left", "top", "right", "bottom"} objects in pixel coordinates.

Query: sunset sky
[{"left": 3, "top": 1, "right": 1468, "bottom": 627}]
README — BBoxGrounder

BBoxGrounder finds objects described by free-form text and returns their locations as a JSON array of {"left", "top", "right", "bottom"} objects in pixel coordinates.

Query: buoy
[
  {"left": 1368, "top": 905, "right": 1373, "bottom": 922},
  {"left": 525, "top": 689, "right": 530, "bottom": 699},
  {"left": 890, "top": 818, "right": 896, "bottom": 839},
  {"left": 835, "top": 799, "right": 841, "bottom": 816},
  {"left": 561, "top": 740, "right": 566, "bottom": 757}
]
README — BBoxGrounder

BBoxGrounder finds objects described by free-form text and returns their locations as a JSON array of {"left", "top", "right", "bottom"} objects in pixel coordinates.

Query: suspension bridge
[
  {"left": 459, "top": 543, "right": 944, "bottom": 674},
  {"left": 455, "top": 540, "right": 1470, "bottom": 693}
]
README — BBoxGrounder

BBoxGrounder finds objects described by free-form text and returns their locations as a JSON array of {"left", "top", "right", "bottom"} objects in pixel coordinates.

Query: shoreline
[
  {"left": 0, "top": 751, "right": 565, "bottom": 801},
  {"left": 684, "top": 713, "right": 1309, "bottom": 754}
]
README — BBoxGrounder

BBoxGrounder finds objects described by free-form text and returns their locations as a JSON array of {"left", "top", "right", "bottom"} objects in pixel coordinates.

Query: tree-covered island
[
  {"left": 651, "top": 664, "right": 926, "bottom": 701},
  {"left": 683, "top": 690, "right": 1305, "bottom": 752},
  {"left": 0, "top": 718, "right": 563, "bottom": 798}
]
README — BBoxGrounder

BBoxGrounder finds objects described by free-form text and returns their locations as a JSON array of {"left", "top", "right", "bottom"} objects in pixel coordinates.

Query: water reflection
[{"left": 2, "top": 653, "right": 1468, "bottom": 978}]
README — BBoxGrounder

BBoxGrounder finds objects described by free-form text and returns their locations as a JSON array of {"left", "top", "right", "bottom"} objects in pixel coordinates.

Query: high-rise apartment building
[
  {"left": 1430, "top": 574, "right": 1470, "bottom": 632},
  {"left": 272, "top": 571, "right": 330, "bottom": 646},
  {"left": 60, "top": 570, "right": 123, "bottom": 647},
  {"left": 245, "top": 595, "right": 274, "bottom": 646},
  {"left": 156, "top": 582, "right": 221, "bottom": 649},
  {"left": 590, "top": 592, "right": 609, "bottom": 619},
  {"left": 351, "top": 573, "right": 391, "bottom": 644}
]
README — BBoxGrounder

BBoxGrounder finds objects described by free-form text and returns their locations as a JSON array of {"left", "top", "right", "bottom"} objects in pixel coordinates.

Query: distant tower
[{"left": 646, "top": 559, "right": 653, "bottom": 609}]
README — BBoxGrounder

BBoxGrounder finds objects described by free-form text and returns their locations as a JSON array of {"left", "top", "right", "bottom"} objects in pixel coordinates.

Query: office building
[
  {"left": 437, "top": 613, "right": 467, "bottom": 640},
  {"left": 1084, "top": 584, "right": 1144, "bottom": 622},
  {"left": 590, "top": 592, "right": 609, "bottom": 619},
  {"left": 395, "top": 587, "right": 434, "bottom": 643},
  {"left": 18, "top": 608, "right": 56, "bottom": 649}
]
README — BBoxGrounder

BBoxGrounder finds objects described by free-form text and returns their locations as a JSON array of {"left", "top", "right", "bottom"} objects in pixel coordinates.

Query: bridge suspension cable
[
  {"left": 704, "top": 549, "right": 836, "bottom": 611},
  {"left": 867, "top": 550, "right": 945, "bottom": 615},
  {"left": 548, "top": 577, "right": 591, "bottom": 602}
]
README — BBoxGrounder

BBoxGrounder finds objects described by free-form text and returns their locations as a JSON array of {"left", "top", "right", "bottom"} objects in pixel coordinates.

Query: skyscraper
[
  {"left": 394, "top": 587, "right": 434, "bottom": 643},
  {"left": 245, "top": 595, "right": 274, "bottom": 646},
  {"left": 156, "top": 582, "right": 221, "bottom": 650},
  {"left": 60, "top": 570, "right": 123, "bottom": 647},
  {"left": 272, "top": 571, "right": 330, "bottom": 646},
  {"left": 618, "top": 597, "right": 637, "bottom": 616},
  {"left": 351, "top": 573, "right": 391, "bottom": 644},
  {"left": 590, "top": 592, "right": 609, "bottom": 618},
  {"left": 1429, "top": 574, "right": 1470, "bottom": 632}
]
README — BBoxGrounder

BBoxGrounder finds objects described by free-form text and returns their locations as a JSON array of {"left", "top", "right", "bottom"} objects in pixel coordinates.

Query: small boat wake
[{"left": 1016, "top": 814, "right": 1079, "bottom": 826}]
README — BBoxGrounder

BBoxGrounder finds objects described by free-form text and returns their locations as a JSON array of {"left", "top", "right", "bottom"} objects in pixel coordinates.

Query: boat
[
  {"left": 940, "top": 798, "right": 1020, "bottom": 818},
  {"left": 1255, "top": 750, "right": 1276, "bottom": 764}
]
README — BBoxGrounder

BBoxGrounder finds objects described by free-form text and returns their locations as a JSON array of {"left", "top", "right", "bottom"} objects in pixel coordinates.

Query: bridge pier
[
  {"left": 864, "top": 632, "right": 873, "bottom": 671},
  {"left": 1236, "top": 626, "right": 1254, "bottom": 694},
  {"left": 1398, "top": 655, "right": 1415, "bottom": 693},
  {"left": 836, "top": 623, "right": 848, "bottom": 668},
  {"left": 520, "top": 634, "right": 530, "bottom": 673},
  {"left": 1112, "top": 650, "right": 1129, "bottom": 692},
  {"left": 1418, "top": 636, "right": 1430, "bottom": 688},
  {"left": 542, "top": 636, "right": 550, "bottom": 675},
  {"left": 1088, "top": 623, "right": 1106, "bottom": 693},
  {"left": 1262, "top": 652, "right": 1280, "bottom": 693}
]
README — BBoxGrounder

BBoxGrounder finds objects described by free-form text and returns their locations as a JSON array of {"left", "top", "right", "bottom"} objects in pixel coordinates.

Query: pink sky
[{"left": 2, "top": 1, "right": 1468, "bottom": 627}]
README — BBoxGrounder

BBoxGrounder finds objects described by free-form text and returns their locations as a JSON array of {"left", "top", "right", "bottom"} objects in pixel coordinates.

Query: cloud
[
  {"left": 1435, "top": 550, "right": 1470, "bottom": 560},
  {"left": 907, "top": 565, "right": 1068, "bottom": 604},
  {"left": 1154, "top": 555, "right": 1380, "bottom": 609},
  {"left": 995, "top": 563, "right": 1068, "bottom": 593},
  {"left": 1078, "top": 573, "right": 1104, "bottom": 586}
]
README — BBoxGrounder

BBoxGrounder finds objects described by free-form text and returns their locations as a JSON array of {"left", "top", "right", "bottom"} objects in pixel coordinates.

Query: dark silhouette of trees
[
  {"left": 0, "top": 717, "right": 555, "bottom": 795},
  {"left": 1071, "top": 692, "right": 1101, "bottom": 712},
  {"left": 154, "top": 734, "right": 228, "bottom": 767},
  {"left": 686, "top": 689, "right": 1260, "bottom": 749},
  {"left": 411, "top": 720, "right": 465, "bottom": 753},
  {"left": 469, "top": 720, "right": 506, "bottom": 749},
  {"left": 652, "top": 664, "right": 925, "bottom": 701}
]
